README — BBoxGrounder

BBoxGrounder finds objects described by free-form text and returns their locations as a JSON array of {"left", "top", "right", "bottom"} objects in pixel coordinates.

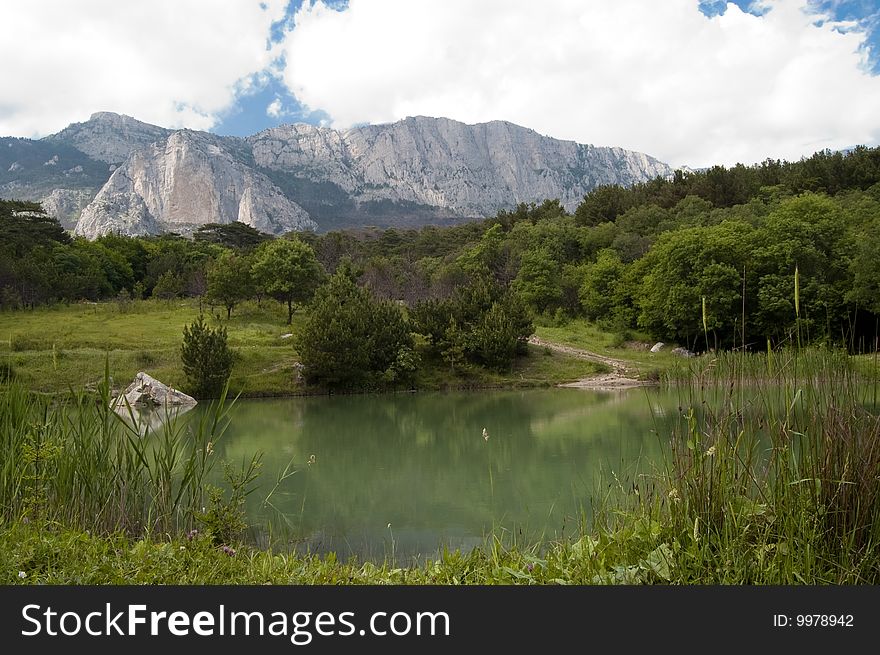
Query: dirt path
[{"left": 528, "top": 336, "right": 655, "bottom": 390}]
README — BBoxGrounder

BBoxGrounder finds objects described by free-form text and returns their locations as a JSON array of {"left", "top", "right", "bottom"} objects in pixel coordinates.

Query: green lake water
[{"left": 196, "top": 387, "right": 686, "bottom": 562}]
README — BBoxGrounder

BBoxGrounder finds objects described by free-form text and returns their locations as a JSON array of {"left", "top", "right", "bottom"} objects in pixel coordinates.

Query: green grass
[
  {"left": 650, "top": 347, "right": 879, "bottom": 583},
  {"left": 0, "top": 377, "right": 253, "bottom": 538},
  {"left": 0, "top": 518, "right": 682, "bottom": 585},
  {"left": 534, "top": 318, "right": 681, "bottom": 374},
  {"left": 0, "top": 301, "right": 605, "bottom": 397},
  {"left": 414, "top": 343, "right": 606, "bottom": 390},
  {"left": 0, "top": 299, "right": 307, "bottom": 396},
  {"left": 662, "top": 345, "right": 868, "bottom": 397},
  {"left": 5, "top": 306, "right": 879, "bottom": 584}
]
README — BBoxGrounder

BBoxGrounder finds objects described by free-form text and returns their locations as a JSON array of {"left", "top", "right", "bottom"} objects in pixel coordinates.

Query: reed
[
  {"left": 643, "top": 350, "right": 880, "bottom": 583},
  {"left": 0, "top": 367, "right": 243, "bottom": 540}
]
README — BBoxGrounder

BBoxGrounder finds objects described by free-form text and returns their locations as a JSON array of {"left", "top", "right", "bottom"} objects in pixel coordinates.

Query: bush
[
  {"left": 297, "top": 270, "right": 415, "bottom": 390},
  {"left": 181, "top": 315, "right": 235, "bottom": 398},
  {"left": 152, "top": 271, "right": 184, "bottom": 301},
  {"left": 412, "top": 282, "right": 533, "bottom": 372},
  {"left": 471, "top": 302, "right": 520, "bottom": 371}
]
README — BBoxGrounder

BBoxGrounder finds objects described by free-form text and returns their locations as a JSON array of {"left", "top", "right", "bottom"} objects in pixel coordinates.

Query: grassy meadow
[
  {"left": 534, "top": 319, "right": 682, "bottom": 372},
  {"left": 0, "top": 299, "right": 605, "bottom": 397},
  {"left": 0, "top": 299, "right": 302, "bottom": 396}
]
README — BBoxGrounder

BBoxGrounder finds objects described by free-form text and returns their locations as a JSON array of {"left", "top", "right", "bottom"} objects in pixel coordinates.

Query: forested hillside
[{"left": 4, "top": 145, "right": 880, "bottom": 353}]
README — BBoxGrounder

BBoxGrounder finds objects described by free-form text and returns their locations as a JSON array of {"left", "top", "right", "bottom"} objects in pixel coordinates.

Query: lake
[{"left": 196, "top": 387, "right": 686, "bottom": 563}]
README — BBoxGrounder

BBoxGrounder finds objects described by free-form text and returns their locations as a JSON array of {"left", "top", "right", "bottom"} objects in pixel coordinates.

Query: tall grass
[
  {"left": 633, "top": 348, "right": 880, "bottom": 583},
  {"left": 664, "top": 346, "right": 856, "bottom": 392},
  {"left": 0, "top": 367, "right": 253, "bottom": 539}
]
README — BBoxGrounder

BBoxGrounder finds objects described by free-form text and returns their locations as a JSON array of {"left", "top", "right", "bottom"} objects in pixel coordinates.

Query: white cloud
[
  {"left": 280, "top": 0, "right": 880, "bottom": 167},
  {"left": 0, "top": 0, "right": 288, "bottom": 137},
  {"left": 266, "top": 97, "right": 284, "bottom": 118}
]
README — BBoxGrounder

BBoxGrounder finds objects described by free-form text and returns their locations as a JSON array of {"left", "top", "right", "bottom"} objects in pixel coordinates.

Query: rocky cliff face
[
  {"left": 46, "top": 112, "right": 170, "bottom": 164},
  {"left": 75, "top": 130, "right": 316, "bottom": 238},
  {"left": 248, "top": 116, "right": 673, "bottom": 216},
  {"left": 0, "top": 135, "right": 112, "bottom": 228},
  {"left": 38, "top": 188, "right": 95, "bottom": 230},
  {"left": 0, "top": 113, "right": 168, "bottom": 228},
  {"left": 2, "top": 112, "right": 676, "bottom": 237}
]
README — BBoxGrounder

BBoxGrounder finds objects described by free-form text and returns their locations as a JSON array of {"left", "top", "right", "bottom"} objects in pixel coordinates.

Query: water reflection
[
  {"left": 186, "top": 387, "right": 681, "bottom": 563},
  {"left": 114, "top": 403, "right": 196, "bottom": 436}
]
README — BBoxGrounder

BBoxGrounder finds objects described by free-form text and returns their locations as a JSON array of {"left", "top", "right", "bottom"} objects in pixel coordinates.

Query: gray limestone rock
[
  {"left": 46, "top": 112, "right": 171, "bottom": 164},
  {"left": 6, "top": 111, "right": 678, "bottom": 236},
  {"left": 248, "top": 116, "right": 674, "bottom": 216},
  {"left": 39, "top": 188, "right": 96, "bottom": 229},
  {"left": 111, "top": 372, "right": 197, "bottom": 409},
  {"left": 75, "top": 130, "right": 316, "bottom": 238}
]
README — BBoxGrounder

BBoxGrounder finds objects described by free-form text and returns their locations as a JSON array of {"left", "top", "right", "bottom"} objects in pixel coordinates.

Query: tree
[
  {"left": 181, "top": 315, "right": 235, "bottom": 398},
  {"left": 152, "top": 271, "right": 184, "bottom": 300},
  {"left": 579, "top": 249, "right": 625, "bottom": 321},
  {"left": 750, "top": 194, "right": 849, "bottom": 342},
  {"left": 455, "top": 224, "right": 517, "bottom": 286},
  {"left": 412, "top": 298, "right": 455, "bottom": 347},
  {"left": 637, "top": 221, "right": 753, "bottom": 347},
  {"left": 361, "top": 255, "right": 401, "bottom": 299},
  {"left": 95, "top": 234, "right": 149, "bottom": 286},
  {"left": 441, "top": 317, "right": 467, "bottom": 373},
  {"left": 296, "top": 270, "right": 415, "bottom": 389},
  {"left": 251, "top": 238, "right": 324, "bottom": 324},
  {"left": 207, "top": 251, "right": 253, "bottom": 319},
  {"left": 848, "top": 215, "right": 880, "bottom": 314},
  {"left": 194, "top": 222, "right": 271, "bottom": 251},
  {"left": 471, "top": 302, "right": 520, "bottom": 371},
  {"left": 367, "top": 297, "right": 415, "bottom": 376},
  {"left": 512, "top": 246, "right": 562, "bottom": 313},
  {"left": 0, "top": 200, "right": 71, "bottom": 256},
  {"left": 498, "top": 291, "right": 534, "bottom": 355},
  {"left": 575, "top": 185, "right": 633, "bottom": 226},
  {"left": 51, "top": 242, "right": 106, "bottom": 301}
]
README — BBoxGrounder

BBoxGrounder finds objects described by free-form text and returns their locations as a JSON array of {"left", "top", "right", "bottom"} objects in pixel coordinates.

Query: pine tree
[
  {"left": 181, "top": 315, "right": 235, "bottom": 398},
  {"left": 471, "top": 302, "right": 519, "bottom": 371},
  {"left": 297, "top": 270, "right": 414, "bottom": 389},
  {"left": 441, "top": 317, "right": 467, "bottom": 373}
]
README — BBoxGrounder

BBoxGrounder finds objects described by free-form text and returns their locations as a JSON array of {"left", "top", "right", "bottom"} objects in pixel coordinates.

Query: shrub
[
  {"left": 297, "top": 270, "right": 414, "bottom": 390},
  {"left": 196, "top": 458, "right": 261, "bottom": 546},
  {"left": 181, "top": 315, "right": 235, "bottom": 398},
  {"left": 152, "top": 271, "right": 184, "bottom": 301},
  {"left": 471, "top": 302, "right": 519, "bottom": 371}
]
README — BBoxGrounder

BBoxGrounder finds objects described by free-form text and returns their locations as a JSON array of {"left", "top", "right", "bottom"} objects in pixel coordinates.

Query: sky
[{"left": 1, "top": 0, "right": 879, "bottom": 168}]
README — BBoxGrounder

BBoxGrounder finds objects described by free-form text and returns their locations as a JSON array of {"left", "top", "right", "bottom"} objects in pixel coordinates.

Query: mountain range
[{"left": 1, "top": 112, "right": 675, "bottom": 237}]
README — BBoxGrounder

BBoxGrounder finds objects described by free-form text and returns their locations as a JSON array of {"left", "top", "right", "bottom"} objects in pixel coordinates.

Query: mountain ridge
[{"left": 1, "top": 112, "right": 676, "bottom": 237}]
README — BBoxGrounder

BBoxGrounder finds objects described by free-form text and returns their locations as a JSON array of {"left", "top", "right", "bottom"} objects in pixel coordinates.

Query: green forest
[{"left": 4, "top": 144, "right": 880, "bottom": 365}]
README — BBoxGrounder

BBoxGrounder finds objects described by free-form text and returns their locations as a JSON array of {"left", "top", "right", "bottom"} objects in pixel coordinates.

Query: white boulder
[{"left": 111, "top": 372, "right": 197, "bottom": 409}]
